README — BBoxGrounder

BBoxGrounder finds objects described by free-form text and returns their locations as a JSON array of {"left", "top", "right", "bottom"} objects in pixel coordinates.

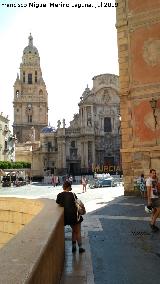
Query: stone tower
[
  {"left": 13, "top": 34, "right": 48, "bottom": 143},
  {"left": 116, "top": 0, "right": 160, "bottom": 194}
]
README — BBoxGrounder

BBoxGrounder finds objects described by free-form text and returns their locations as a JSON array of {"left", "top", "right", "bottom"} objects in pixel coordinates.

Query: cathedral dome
[
  {"left": 23, "top": 33, "right": 39, "bottom": 56},
  {"left": 41, "top": 126, "right": 56, "bottom": 133}
]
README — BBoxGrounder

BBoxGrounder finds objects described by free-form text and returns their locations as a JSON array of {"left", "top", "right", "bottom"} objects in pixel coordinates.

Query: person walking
[
  {"left": 51, "top": 175, "right": 55, "bottom": 187},
  {"left": 139, "top": 173, "right": 147, "bottom": 198},
  {"left": 146, "top": 169, "right": 160, "bottom": 232},
  {"left": 56, "top": 181, "right": 85, "bottom": 253},
  {"left": 81, "top": 176, "right": 87, "bottom": 193}
]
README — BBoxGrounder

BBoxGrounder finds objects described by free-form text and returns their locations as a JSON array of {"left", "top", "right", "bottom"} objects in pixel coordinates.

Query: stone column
[
  {"left": 81, "top": 142, "right": 84, "bottom": 168},
  {"left": 84, "top": 141, "right": 88, "bottom": 169},
  {"left": 92, "top": 140, "right": 95, "bottom": 165}
]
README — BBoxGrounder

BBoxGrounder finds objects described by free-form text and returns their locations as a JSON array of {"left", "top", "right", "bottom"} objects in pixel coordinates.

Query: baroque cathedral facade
[{"left": 14, "top": 35, "right": 121, "bottom": 177}]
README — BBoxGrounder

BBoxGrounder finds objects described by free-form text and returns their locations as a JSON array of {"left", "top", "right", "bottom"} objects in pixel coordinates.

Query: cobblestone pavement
[{"left": 1, "top": 183, "right": 160, "bottom": 284}]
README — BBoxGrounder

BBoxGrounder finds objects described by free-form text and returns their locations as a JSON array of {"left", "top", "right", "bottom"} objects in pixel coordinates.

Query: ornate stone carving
[
  {"left": 143, "top": 39, "right": 160, "bottom": 66},
  {"left": 103, "top": 93, "right": 111, "bottom": 104},
  {"left": 62, "top": 119, "right": 66, "bottom": 128},
  {"left": 57, "top": 120, "right": 61, "bottom": 128}
]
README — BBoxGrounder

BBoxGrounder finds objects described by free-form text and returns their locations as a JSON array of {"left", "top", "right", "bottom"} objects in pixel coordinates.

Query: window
[
  {"left": 4, "top": 141, "right": 8, "bottom": 150},
  {"left": 28, "top": 115, "right": 32, "bottom": 123},
  {"left": 17, "top": 109, "right": 19, "bottom": 112},
  {"left": 28, "top": 73, "right": 32, "bottom": 84},
  {"left": 104, "top": 117, "right": 112, "bottom": 132},
  {"left": 87, "top": 106, "right": 92, "bottom": 126},
  {"left": 16, "top": 90, "right": 19, "bottom": 97},
  {"left": 35, "top": 71, "right": 37, "bottom": 83},
  {"left": 48, "top": 142, "right": 52, "bottom": 152},
  {"left": 23, "top": 72, "right": 25, "bottom": 83}
]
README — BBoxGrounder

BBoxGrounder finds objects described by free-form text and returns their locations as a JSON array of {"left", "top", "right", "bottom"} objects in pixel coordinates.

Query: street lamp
[
  {"left": 149, "top": 98, "right": 157, "bottom": 126},
  {"left": 149, "top": 98, "right": 158, "bottom": 144}
]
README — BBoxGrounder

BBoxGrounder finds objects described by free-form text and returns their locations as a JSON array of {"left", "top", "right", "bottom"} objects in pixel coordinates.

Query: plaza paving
[{"left": 1, "top": 183, "right": 160, "bottom": 283}]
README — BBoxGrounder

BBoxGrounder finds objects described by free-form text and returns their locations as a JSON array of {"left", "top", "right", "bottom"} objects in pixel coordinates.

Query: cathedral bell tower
[{"left": 13, "top": 34, "right": 48, "bottom": 143}]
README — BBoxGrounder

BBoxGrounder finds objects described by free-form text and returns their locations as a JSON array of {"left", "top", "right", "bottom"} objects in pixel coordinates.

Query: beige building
[
  {"left": 116, "top": 0, "right": 160, "bottom": 194},
  {"left": 14, "top": 35, "right": 121, "bottom": 177},
  {"left": 13, "top": 34, "right": 48, "bottom": 143},
  {"left": 0, "top": 113, "right": 16, "bottom": 162}
]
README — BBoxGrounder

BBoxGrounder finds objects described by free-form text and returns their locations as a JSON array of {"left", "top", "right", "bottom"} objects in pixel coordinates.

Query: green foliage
[{"left": 0, "top": 161, "right": 31, "bottom": 169}]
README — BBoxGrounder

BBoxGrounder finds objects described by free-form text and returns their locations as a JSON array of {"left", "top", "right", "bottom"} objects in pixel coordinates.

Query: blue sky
[{"left": 0, "top": 0, "right": 119, "bottom": 127}]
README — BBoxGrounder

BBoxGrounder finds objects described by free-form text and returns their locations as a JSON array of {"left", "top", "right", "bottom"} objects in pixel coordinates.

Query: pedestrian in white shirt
[{"left": 146, "top": 169, "right": 160, "bottom": 232}]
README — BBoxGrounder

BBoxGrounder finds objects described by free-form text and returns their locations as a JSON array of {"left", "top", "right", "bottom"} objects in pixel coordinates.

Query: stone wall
[
  {"left": 0, "top": 198, "right": 42, "bottom": 248},
  {"left": 0, "top": 198, "right": 64, "bottom": 284},
  {"left": 116, "top": 0, "right": 160, "bottom": 194}
]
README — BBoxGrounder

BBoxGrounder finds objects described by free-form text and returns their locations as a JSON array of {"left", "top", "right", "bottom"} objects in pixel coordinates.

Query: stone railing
[{"left": 0, "top": 197, "right": 64, "bottom": 283}]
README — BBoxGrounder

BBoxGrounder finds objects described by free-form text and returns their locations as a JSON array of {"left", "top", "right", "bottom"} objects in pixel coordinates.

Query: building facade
[
  {"left": 13, "top": 34, "right": 48, "bottom": 143},
  {"left": 39, "top": 74, "right": 121, "bottom": 176},
  {"left": 116, "top": 0, "right": 160, "bottom": 194},
  {"left": 0, "top": 113, "right": 16, "bottom": 162},
  {"left": 14, "top": 35, "right": 121, "bottom": 177}
]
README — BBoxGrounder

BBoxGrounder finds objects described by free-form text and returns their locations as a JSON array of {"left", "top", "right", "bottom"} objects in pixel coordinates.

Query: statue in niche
[
  {"left": 31, "top": 126, "right": 35, "bottom": 142},
  {"left": 87, "top": 118, "right": 92, "bottom": 127},
  {"left": 94, "top": 120, "right": 99, "bottom": 130}
]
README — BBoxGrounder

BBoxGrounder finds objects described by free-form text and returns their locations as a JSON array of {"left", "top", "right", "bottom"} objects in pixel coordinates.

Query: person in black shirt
[{"left": 56, "top": 181, "right": 85, "bottom": 253}]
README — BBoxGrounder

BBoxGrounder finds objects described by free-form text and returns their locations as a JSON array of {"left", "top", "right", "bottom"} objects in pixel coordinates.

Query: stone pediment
[{"left": 82, "top": 94, "right": 94, "bottom": 104}]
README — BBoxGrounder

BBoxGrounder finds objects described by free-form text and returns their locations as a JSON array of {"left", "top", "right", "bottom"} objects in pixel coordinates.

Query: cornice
[
  {"left": 128, "top": 9, "right": 160, "bottom": 32},
  {"left": 129, "top": 83, "right": 160, "bottom": 100}
]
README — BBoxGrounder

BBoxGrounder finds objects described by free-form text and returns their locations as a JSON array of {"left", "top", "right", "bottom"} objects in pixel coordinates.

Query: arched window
[
  {"left": 23, "top": 72, "right": 25, "bottom": 83},
  {"left": 16, "top": 90, "right": 19, "bottom": 97},
  {"left": 28, "top": 73, "right": 32, "bottom": 84}
]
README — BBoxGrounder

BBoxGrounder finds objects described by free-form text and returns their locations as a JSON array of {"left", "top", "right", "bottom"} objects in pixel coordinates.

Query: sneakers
[
  {"left": 79, "top": 247, "right": 85, "bottom": 253},
  {"left": 150, "top": 224, "right": 159, "bottom": 232}
]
